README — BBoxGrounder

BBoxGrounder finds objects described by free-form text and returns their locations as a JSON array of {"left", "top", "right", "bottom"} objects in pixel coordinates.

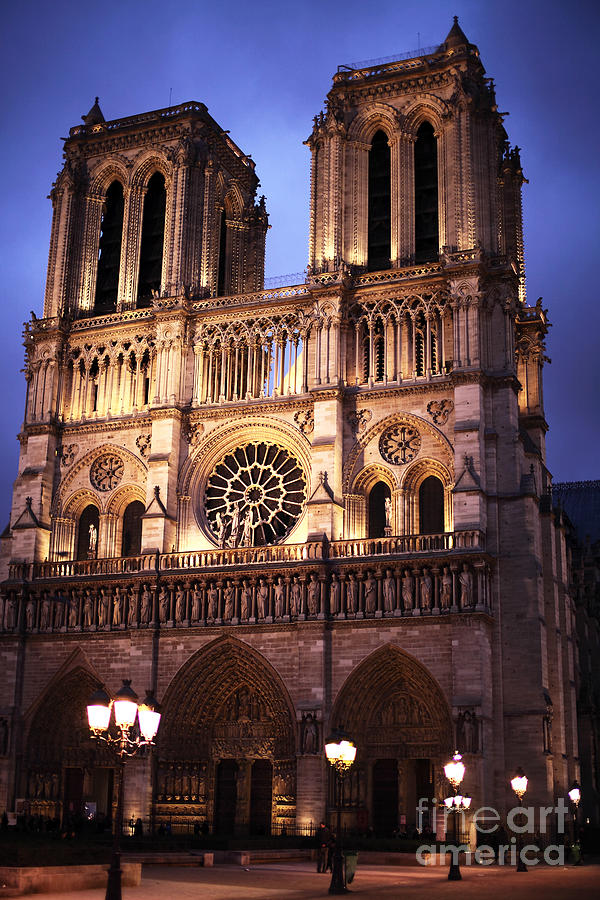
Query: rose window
[
  {"left": 379, "top": 425, "right": 421, "bottom": 465},
  {"left": 204, "top": 442, "right": 306, "bottom": 546},
  {"left": 90, "top": 454, "right": 124, "bottom": 491}
]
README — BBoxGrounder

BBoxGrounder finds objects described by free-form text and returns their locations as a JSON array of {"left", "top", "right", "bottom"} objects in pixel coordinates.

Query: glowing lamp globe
[
  {"left": 568, "top": 781, "right": 581, "bottom": 807},
  {"left": 113, "top": 680, "right": 139, "bottom": 728},
  {"left": 87, "top": 688, "right": 111, "bottom": 732},
  {"left": 138, "top": 691, "right": 161, "bottom": 742},
  {"left": 511, "top": 768, "right": 528, "bottom": 800},
  {"left": 444, "top": 752, "right": 465, "bottom": 790}
]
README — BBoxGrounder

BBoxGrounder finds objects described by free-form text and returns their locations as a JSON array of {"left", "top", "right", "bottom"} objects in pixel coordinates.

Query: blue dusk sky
[{"left": 0, "top": 0, "right": 598, "bottom": 528}]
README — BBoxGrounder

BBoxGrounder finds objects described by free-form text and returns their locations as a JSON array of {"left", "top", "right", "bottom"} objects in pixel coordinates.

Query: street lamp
[
  {"left": 87, "top": 680, "right": 161, "bottom": 900},
  {"left": 510, "top": 767, "right": 528, "bottom": 872},
  {"left": 568, "top": 780, "right": 581, "bottom": 863},
  {"left": 443, "top": 751, "right": 469, "bottom": 881},
  {"left": 324, "top": 728, "right": 357, "bottom": 895}
]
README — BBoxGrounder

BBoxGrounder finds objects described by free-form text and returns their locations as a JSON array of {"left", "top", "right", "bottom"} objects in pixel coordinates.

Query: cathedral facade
[{"left": 0, "top": 20, "right": 580, "bottom": 838}]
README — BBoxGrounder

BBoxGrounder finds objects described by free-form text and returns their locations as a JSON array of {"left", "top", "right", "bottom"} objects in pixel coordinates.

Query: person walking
[{"left": 316, "top": 821, "right": 331, "bottom": 872}]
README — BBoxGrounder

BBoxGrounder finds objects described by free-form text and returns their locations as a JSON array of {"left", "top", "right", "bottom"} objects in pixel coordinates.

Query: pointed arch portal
[
  {"left": 330, "top": 645, "right": 453, "bottom": 836},
  {"left": 156, "top": 637, "right": 296, "bottom": 834}
]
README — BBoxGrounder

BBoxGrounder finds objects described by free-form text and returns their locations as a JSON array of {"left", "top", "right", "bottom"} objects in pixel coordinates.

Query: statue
[
  {"left": 329, "top": 573, "right": 340, "bottom": 615},
  {"left": 420, "top": 568, "right": 432, "bottom": 611},
  {"left": 141, "top": 584, "right": 152, "bottom": 624},
  {"left": 83, "top": 591, "right": 93, "bottom": 627},
  {"left": 459, "top": 564, "right": 473, "bottom": 608},
  {"left": 240, "top": 580, "right": 252, "bottom": 619},
  {"left": 112, "top": 588, "right": 123, "bottom": 626},
  {"left": 290, "top": 577, "right": 301, "bottom": 616},
  {"left": 88, "top": 523, "right": 97, "bottom": 554},
  {"left": 228, "top": 504, "right": 241, "bottom": 548},
  {"left": 175, "top": 584, "right": 186, "bottom": 622},
  {"left": 383, "top": 569, "right": 396, "bottom": 612},
  {"left": 402, "top": 570, "right": 414, "bottom": 611},
  {"left": 257, "top": 579, "right": 268, "bottom": 618},
  {"left": 6, "top": 596, "right": 17, "bottom": 630},
  {"left": 99, "top": 589, "right": 109, "bottom": 626},
  {"left": 40, "top": 593, "right": 51, "bottom": 630},
  {"left": 26, "top": 598, "right": 35, "bottom": 630},
  {"left": 68, "top": 591, "right": 79, "bottom": 628},
  {"left": 301, "top": 713, "right": 318, "bottom": 754},
  {"left": 457, "top": 709, "right": 478, "bottom": 753},
  {"left": 274, "top": 577, "right": 285, "bottom": 618},
  {"left": 385, "top": 496, "right": 392, "bottom": 528},
  {"left": 159, "top": 585, "right": 170, "bottom": 622},
  {"left": 207, "top": 583, "right": 218, "bottom": 619},
  {"left": 127, "top": 587, "right": 137, "bottom": 626},
  {"left": 240, "top": 509, "right": 253, "bottom": 547},
  {"left": 364, "top": 572, "right": 377, "bottom": 614},
  {"left": 440, "top": 566, "right": 452, "bottom": 610},
  {"left": 191, "top": 583, "right": 201, "bottom": 620},
  {"left": 215, "top": 512, "right": 227, "bottom": 549},
  {"left": 307, "top": 574, "right": 320, "bottom": 615},
  {"left": 223, "top": 581, "right": 234, "bottom": 619},
  {"left": 346, "top": 573, "right": 357, "bottom": 613},
  {"left": 54, "top": 594, "right": 64, "bottom": 628}
]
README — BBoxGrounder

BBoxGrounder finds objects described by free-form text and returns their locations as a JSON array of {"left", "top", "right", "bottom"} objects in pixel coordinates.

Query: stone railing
[{"left": 15, "top": 530, "right": 485, "bottom": 583}]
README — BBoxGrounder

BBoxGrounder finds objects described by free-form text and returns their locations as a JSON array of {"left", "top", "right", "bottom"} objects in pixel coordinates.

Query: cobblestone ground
[{"left": 5, "top": 861, "right": 599, "bottom": 900}]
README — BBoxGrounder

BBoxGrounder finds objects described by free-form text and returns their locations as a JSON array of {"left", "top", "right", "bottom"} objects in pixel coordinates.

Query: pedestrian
[{"left": 316, "top": 821, "right": 331, "bottom": 872}]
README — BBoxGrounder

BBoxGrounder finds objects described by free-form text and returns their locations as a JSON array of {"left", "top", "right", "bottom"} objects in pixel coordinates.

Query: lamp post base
[
  {"left": 328, "top": 849, "right": 348, "bottom": 894},
  {"left": 105, "top": 850, "right": 122, "bottom": 900},
  {"left": 516, "top": 856, "right": 528, "bottom": 873},
  {"left": 448, "top": 861, "right": 462, "bottom": 881}
]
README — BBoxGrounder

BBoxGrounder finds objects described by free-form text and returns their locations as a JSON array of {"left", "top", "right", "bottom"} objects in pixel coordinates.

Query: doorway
[
  {"left": 214, "top": 760, "right": 238, "bottom": 834},
  {"left": 372, "top": 758, "right": 398, "bottom": 836},
  {"left": 249, "top": 759, "right": 272, "bottom": 835}
]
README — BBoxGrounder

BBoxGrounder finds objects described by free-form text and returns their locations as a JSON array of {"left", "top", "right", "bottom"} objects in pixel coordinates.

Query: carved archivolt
[
  {"left": 24, "top": 665, "right": 102, "bottom": 769},
  {"left": 347, "top": 102, "right": 405, "bottom": 143},
  {"left": 343, "top": 412, "right": 453, "bottom": 494},
  {"left": 352, "top": 463, "right": 399, "bottom": 495},
  {"left": 331, "top": 644, "right": 453, "bottom": 757},
  {"left": 158, "top": 636, "right": 296, "bottom": 761},
  {"left": 402, "top": 457, "right": 453, "bottom": 492}
]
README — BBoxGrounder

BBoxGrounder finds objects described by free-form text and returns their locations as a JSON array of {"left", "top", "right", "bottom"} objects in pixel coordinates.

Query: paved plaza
[{"left": 5, "top": 861, "right": 598, "bottom": 900}]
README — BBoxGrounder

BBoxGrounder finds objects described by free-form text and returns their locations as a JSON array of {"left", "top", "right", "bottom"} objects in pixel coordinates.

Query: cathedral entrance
[
  {"left": 372, "top": 759, "right": 398, "bottom": 835},
  {"left": 214, "top": 760, "right": 238, "bottom": 834},
  {"left": 250, "top": 759, "right": 273, "bottom": 834},
  {"left": 157, "top": 637, "right": 296, "bottom": 835},
  {"left": 330, "top": 645, "right": 452, "bottom": 833}
]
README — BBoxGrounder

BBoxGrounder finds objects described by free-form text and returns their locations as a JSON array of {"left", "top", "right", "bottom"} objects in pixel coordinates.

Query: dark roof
[{"left": 552, "top": 480, "right": 600, "bottom": 544}]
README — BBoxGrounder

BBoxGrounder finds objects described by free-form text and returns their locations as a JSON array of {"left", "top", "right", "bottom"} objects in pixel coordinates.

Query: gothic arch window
[
  {"left": 95, "top": 180, "right": 124, "bottom": 313},
  {"left": 121, "top": 500, "right": 144, "bottom": 557},
  {"left": 76, "top": 504, "right": 99, "bottom": 560},
  {"left": 368, "top": 480, "right": 391, "bottom": 538},
  {"left": 414, "top": 122, "right": 439, "bottom": 263},
  {"left": 368, "top": 130, "right": 391, "bottom": 272},
  {"left": 137, "top": 172, "right": 166, "bottom": 306},
  {"left": 418, "top": 475, "right": 444, "bottom": 534}
]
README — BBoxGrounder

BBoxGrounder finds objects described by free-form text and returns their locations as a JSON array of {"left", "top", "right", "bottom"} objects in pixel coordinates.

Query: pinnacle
[
  {"left": 444, "top": 15, "right": 469, "bottom": 49},
  {"left": 82, "top": 96, "right": 105, "bottom": 125}
]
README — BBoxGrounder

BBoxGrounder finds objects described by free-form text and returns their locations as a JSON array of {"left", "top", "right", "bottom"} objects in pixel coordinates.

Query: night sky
[{"left": 1, "top": 0, "right": 598, "bottom": 528}]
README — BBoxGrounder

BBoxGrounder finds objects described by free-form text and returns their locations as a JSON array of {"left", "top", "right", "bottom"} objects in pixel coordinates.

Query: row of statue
[{"left": 0, "top": 563, "right": 485, "bottom": 631}]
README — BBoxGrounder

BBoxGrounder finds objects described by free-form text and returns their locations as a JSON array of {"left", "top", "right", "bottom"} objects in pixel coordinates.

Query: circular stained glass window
[{"left": 204, "top": 442, "right": 306, "bottom": 547}]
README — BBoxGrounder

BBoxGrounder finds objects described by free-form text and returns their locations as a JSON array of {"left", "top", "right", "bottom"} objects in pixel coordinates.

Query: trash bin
[{"left": 345, "top": 851, "right": 359, "bottom": 884}]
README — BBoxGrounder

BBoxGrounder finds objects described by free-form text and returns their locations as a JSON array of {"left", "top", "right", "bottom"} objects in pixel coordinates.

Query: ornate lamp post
[
  {"left": 443, "top": 751, "right": 469, "bottom": 881},
  {"left": 324, "top": 728, "right": 357, "bottom": 895},
  {"left": 87, "top": 680, "right": 161, "bottom": 900},
  {"left": 568, "top": 780, "right": 581, "bottom": 862},
  {"left": 510, "top": 767, "right": 528, "bottom": 872}
]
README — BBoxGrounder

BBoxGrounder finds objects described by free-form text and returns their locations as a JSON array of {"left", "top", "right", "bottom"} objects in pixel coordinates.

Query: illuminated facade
[{"left": 0, "top": 19, "right": 581, "bottom": 837}]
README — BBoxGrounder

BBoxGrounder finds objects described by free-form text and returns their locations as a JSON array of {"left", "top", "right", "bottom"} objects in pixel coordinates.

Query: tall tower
[{"left": 0, "top": 20, "right": 580, "bottom": 841}]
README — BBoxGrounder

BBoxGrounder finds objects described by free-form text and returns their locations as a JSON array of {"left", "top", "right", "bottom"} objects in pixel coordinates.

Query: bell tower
[{"left": 306, "top": 16, "right": 526, "bottom": 294}]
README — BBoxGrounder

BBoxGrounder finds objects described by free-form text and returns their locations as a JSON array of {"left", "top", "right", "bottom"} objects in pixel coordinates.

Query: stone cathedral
[{"left": 0, "top": 19, "right": 582, "bottom": 838}]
